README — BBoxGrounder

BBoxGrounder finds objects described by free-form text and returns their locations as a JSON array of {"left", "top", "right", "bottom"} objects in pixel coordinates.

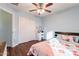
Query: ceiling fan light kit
[{"left": 37, "top": 9, "right": 45, "bottom": 14}]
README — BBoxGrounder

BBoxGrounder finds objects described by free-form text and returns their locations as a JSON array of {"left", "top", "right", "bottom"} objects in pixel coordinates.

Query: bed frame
[{"left": 55, "top": 32, "right": 79, "bottom": 36}]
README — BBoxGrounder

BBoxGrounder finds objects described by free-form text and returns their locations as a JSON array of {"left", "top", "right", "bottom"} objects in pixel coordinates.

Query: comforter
[{"left": 27, "top": 38, "right": 73, "bottom": 56}]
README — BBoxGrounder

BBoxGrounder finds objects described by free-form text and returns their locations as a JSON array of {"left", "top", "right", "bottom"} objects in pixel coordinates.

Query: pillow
[
  {"left": 46, "top": 31, "right": 55, "bottom": 40},
  {"left": 61, "top": 35, "right": 69, "bottom": 41},
  {"left": 67, "top": 36, "right": 79, "bottom": 43},
  {"left": 61, "top": 35, "right": 75, "bottom": 42},
  {"left": 56, "top": 34, "right": 79, "bottom": 45},
  {"left": 68, "top": 35, "right": 74, "bottom": 42},
  {"left": 75, "top": 36, "right": 79, "bottom": 43},
  {"left": 56, "top": 34, "right": 63, "bottom": 44},
  {"left": 57, "top": 34, "right": 62, "bottom": 39}
]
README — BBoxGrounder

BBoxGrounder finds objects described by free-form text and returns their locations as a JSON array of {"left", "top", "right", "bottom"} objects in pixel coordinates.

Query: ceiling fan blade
[
  {"left": 45, "top": 3, "right": 53, "bottom": 8},
  {"left": 32, "top": 3, "right": 38, "bottom": 8},
  {"left": 45, "top": 9, "right": 52, "bottom": 13},
  {"left": 29, "top": 9, "right": 37, "bottom": 12}
]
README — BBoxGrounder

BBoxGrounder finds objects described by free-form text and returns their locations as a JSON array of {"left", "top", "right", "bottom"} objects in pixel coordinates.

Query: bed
[{"left": 27, "top": 32, "right": 79, "bottom": 56}]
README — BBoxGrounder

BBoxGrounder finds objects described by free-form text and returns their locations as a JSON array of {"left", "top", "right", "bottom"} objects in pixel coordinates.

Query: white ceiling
[{"left": 11, "top": 3, "right": 79, "bottom": 17}]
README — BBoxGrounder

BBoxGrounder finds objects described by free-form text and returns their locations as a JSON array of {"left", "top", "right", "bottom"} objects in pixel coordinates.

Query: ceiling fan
[{"left": 29, "top": 3, "right": 53, "bottom": 15}]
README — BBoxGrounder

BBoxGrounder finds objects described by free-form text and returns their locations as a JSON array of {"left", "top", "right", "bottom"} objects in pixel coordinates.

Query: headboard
[
  {"left": 55, "top": 32, "right": 79, "bottom": 36},
  {"left": 55, "top": 32, "right": 79, "bottom": 43}
]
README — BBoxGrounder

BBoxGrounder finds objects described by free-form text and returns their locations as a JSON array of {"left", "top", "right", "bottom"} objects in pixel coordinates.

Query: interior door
[{"left": 0, "top": 9, "right": 12, "bottom": 47}]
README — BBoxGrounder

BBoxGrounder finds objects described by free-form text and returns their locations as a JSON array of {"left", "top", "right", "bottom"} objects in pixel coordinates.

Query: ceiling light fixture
[{"left": 37, "top": 9, "right": 45, "bottom": 15}]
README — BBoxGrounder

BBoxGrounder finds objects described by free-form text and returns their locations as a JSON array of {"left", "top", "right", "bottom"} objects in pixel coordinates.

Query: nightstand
[{"left": 41, "top": 39, "right": 46, "bottom": 41}]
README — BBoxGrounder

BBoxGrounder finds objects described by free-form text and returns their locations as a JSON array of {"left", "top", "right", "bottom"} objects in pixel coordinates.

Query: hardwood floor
[{"left": 7, "top": 40, "right": 40, "bottom": 56}]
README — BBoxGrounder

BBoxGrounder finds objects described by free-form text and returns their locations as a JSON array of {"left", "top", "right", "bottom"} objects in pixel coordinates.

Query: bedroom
[{"left": 0, "top": 3, "right": 79, "bottom": 56}]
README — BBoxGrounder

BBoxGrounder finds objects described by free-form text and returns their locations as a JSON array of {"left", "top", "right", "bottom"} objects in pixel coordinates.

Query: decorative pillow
[
  {"left": 57, "top": 34, "right": 62, "bottom": 39},
  {"left": 61, "top": 35, "right": 75, "bottom": 42},
  {"left": 56, "top": 34, "right": 69, "bottom": 44},
  {"left": 56, "top": 34, "right": 79, "bottom": 48},
  {"left": 68, "top": 35, "right": 74, "bottom": 42},
  {"left": 75, "top": 36, "right": 79, "bottom": 43},
  {"left": 56, "top": 34, "right": 64, "bottom": 44},
  {"left": 68, "top": 36, "right": 79, "bottom": 43},
  {"left": 61, "top": 35, "right": 69, "bottom": 41}
]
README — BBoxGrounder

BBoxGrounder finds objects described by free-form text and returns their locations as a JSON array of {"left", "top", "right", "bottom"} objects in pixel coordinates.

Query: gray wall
[
  {"left": 0, "top": 9, "right": 12, "bottom": 46},
  {"left": 42, "top": 5, "right": 79, "bottom": 36},
  {"left": 0, "top": 3, "right": 19, "bottom": 47},
  {"left": 18, "top": 12, "right": 42, "bottom": 44}
]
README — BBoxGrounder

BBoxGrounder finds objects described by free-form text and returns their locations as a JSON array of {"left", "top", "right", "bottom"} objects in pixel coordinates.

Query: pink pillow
[
  {"left": 61, "top": 35, "right": 69, "bottom": 41},
  {"left": 68, "top": 36, "right": 74, "bottom": 42},
  {"left": 68, "top": 36, "right": 73, "bottom": 40},
  {"left": 61, "top": 35, "right": 74, "bottom": 42}
]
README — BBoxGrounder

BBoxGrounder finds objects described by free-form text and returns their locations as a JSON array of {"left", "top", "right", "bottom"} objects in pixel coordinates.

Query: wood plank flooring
[{"left": 7, "top": 40, "right": 40, "bottom": 56}]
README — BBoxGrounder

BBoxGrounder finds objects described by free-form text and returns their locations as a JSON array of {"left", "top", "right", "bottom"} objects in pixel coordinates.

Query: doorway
[{"left": 0, "top": 9, "right": 12, "bottom": 47}]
